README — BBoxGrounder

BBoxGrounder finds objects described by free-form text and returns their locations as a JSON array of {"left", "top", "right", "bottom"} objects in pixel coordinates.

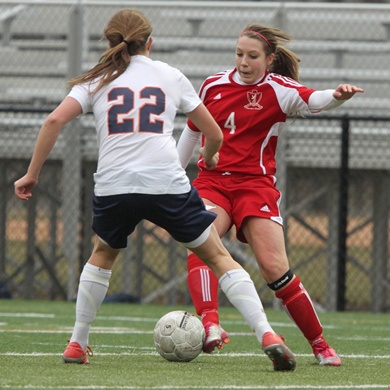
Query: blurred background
[{"left": 0, "top": 1, "right": 389, "bottom": 312}]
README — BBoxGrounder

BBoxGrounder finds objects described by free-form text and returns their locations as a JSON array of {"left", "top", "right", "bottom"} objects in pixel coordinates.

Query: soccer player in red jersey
[{"left": 177, "top": 24, "right": 364, "bottom": 366}]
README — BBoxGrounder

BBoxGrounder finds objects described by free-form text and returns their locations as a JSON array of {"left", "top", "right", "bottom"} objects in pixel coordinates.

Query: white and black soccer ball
[{"left": 153, "top": 310, "right": 205, "bottom": 362}]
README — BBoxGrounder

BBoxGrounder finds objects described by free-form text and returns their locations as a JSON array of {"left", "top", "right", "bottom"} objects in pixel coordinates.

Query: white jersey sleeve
[
  {"left": 177, "top": 124, "right": 201, "bottom": 168},
  {"left": 67, "top": 82, "right": 93, "bottom": 113},
  {"left": 176, "top": 71, "right": 202, "bottom": 114},
  {"left": 308, "top": 90, "right": 345, "bottom": 112}
]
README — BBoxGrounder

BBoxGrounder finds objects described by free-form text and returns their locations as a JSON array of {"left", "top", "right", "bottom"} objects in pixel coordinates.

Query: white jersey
[{"left": 68, "top": 55, "right": 201, "bottom": 196}]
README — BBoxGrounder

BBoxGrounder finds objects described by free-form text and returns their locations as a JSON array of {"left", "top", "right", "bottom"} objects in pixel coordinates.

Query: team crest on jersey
[{"left": 245, "top": 90, "right": 263, "bottom": 110}]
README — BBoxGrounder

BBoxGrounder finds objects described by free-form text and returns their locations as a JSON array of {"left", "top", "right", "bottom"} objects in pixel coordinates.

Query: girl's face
[{"left": 235, "top": 36, "right": 274, "bottom": 84}]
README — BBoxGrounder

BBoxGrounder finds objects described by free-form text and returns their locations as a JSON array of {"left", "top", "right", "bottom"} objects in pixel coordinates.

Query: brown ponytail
[{"left": 68, "top": 8, "right": 152, "bottom": 93}]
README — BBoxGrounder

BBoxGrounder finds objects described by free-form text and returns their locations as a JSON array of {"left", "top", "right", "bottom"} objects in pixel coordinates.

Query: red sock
[
  {"left": 275, "top": 276, "right": 323, "bottom": 342},
  {"left": 187, "top": 253, "right": 220, "bottom": 326}
]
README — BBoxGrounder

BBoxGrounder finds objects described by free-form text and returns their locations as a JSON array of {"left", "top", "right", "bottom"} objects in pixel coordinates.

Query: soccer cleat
[
  {"left": 63, "top": 341, "right": 93, "bottom": 364},
  {"left": 262, "top": 332, "right": 296, "bottom": 371},
  {"left": 202, "top": 322, "right": 230, "bottom": 353},
  {"left": 311, "top": 336, "right": 341, "bottom": 366}
]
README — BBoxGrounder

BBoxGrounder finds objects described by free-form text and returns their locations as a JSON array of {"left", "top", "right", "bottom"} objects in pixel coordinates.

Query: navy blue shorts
[{"left": 92, "top": 186, "right": 217, "bottom": 249}]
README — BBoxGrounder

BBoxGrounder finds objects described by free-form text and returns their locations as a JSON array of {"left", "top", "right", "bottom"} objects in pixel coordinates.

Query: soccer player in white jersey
[
  {"left": 14, "top": 10, "right": 297, "bottom": 371},
  {"left": 177, "top": 24, "right": 364, "bottom": 366}
]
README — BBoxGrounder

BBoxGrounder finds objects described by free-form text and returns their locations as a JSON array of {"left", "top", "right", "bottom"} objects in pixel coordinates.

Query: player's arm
[
  {"left": 184, "top": 103, "right": 223, "bottom": 170},
  {"left": 14, "top": 97, "right": 82, "bottom": 200},
  {"left": 308, "top": 84, "right": 364, "bottom": 112},
  {"left": 177, "top": 124, "right": 201, "bottom": 169}
]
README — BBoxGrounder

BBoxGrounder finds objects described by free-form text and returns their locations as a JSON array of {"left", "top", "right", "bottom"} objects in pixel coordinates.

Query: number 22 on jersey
[{"left": 107, "top": 86, "right": 166, "bottom": 135}]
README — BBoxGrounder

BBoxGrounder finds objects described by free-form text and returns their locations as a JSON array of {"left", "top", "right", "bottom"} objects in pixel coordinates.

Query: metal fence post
[
  {"left": 336, "top": 116, "right": 350, "bottom": 311},
  {"left": 63, "top": 2, "right": 84, "bottom": 300}
]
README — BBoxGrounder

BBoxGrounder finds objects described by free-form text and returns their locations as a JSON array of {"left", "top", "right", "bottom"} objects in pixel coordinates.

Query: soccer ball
[{"left": 153, "top": 310, "right": 205, "bottom": 362}]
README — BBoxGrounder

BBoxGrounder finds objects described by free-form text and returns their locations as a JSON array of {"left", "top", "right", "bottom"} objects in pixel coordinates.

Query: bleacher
[
  {"left": 0, "top": 1, "right": 389, "bottom": 172},
  {"left": 0, "top": 1, "right": 389, "bottom": 142},
  {"left": 1, "top": 2, "right": 389, "bottom": 113}
]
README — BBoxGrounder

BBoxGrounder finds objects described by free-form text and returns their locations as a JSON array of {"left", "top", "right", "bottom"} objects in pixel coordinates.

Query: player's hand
[
  {"left": 14, "top": 175, "right": 37, "bottom": 200},
  {"left": 333, "top": 84, "right": 364, "bottom": 100},
  {"left": 199, "top": 147, "right": 219, "bottom": 170}
]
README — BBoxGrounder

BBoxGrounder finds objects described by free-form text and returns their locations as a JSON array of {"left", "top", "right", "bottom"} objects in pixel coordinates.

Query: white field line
[
  {"left": 0, "top": 328, "right": 151, "bottom": 333},
  {"left": 4, "top": 313, "right": 388, "bottom": 332},
  {"left": 0, "top": 312, "right": 56, "bottom": 318},
  {"left": 0, "top": 328, "right": 389, "bottom": 343},
  {"left": 1, "top": 350, "right": 390, "bottom": 359},
  {"left": 1, "top": 385, "right": 390, "bottom": 389}
]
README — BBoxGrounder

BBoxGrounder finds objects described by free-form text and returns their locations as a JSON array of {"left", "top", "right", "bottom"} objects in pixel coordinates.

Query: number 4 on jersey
[{"left": 224, "top": 112, "right": 236, "bottom": 134}]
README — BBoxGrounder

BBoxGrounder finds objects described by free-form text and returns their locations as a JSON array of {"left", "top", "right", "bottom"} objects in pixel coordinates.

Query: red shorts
[{"left": 193, "top": 174, "right": 283, "bottom": 243}]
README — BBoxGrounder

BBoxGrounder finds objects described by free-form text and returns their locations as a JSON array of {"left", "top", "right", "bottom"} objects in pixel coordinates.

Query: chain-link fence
[{"left": 1, "top": 1, "right": 389, "bottom": 311}]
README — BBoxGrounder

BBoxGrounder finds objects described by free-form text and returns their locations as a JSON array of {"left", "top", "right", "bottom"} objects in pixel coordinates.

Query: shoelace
[
  {"left": 86, "top": 345, "right": 93, "bottom": 357},
  {"left": 66, "top": 340, "right": 93, "bottom": 357}
]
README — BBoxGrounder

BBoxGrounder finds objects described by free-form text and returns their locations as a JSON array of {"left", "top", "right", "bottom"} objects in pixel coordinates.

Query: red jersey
[{"left": 187, "top": 69, "right": 315, "bottom": 176}]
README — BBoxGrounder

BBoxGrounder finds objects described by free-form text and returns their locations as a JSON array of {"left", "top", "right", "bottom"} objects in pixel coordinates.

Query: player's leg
[
  {"left": 187, "top": 224, "right": 296, "bottom": 371},
  {"left": 63, "top": 193, "right": 135, "bottom": 364},
  {"left": 187, "top": 200, "right": 232, "bottom": 352},
  {"left": 157, "top": 188, "right": 295, "bottom": 370},
  {"left": 243, "top": 217, "right": 341, "bottom": 366},
  {"left": 63, "top": 237, "right": 120, "bottom": 364}
]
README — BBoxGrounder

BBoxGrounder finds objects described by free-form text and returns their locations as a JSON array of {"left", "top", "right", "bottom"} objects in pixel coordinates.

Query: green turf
[{"left": 1, "top": 299, "right": 389, "bottom": 390}]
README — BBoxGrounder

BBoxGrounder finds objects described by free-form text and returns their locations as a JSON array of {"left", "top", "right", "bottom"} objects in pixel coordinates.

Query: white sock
[
  {"left": 219, "top": 269, "right": 274, "bottom": 344},
  {"left": 70, "top": 263, "right": 112, "bottom": 349}
]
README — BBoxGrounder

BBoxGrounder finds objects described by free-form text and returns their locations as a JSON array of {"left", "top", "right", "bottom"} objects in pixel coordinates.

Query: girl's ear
[
  {"left": 146, "top": 37, "right": 153, "bottom": 51},
  {"left": 267, "top": 53, "right": 275, "bottom": 67}
]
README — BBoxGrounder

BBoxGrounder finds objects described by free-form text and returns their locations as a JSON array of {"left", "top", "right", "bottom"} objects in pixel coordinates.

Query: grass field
[{"left": 1, "top": 299, "right": 389, "bottom": 390}]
